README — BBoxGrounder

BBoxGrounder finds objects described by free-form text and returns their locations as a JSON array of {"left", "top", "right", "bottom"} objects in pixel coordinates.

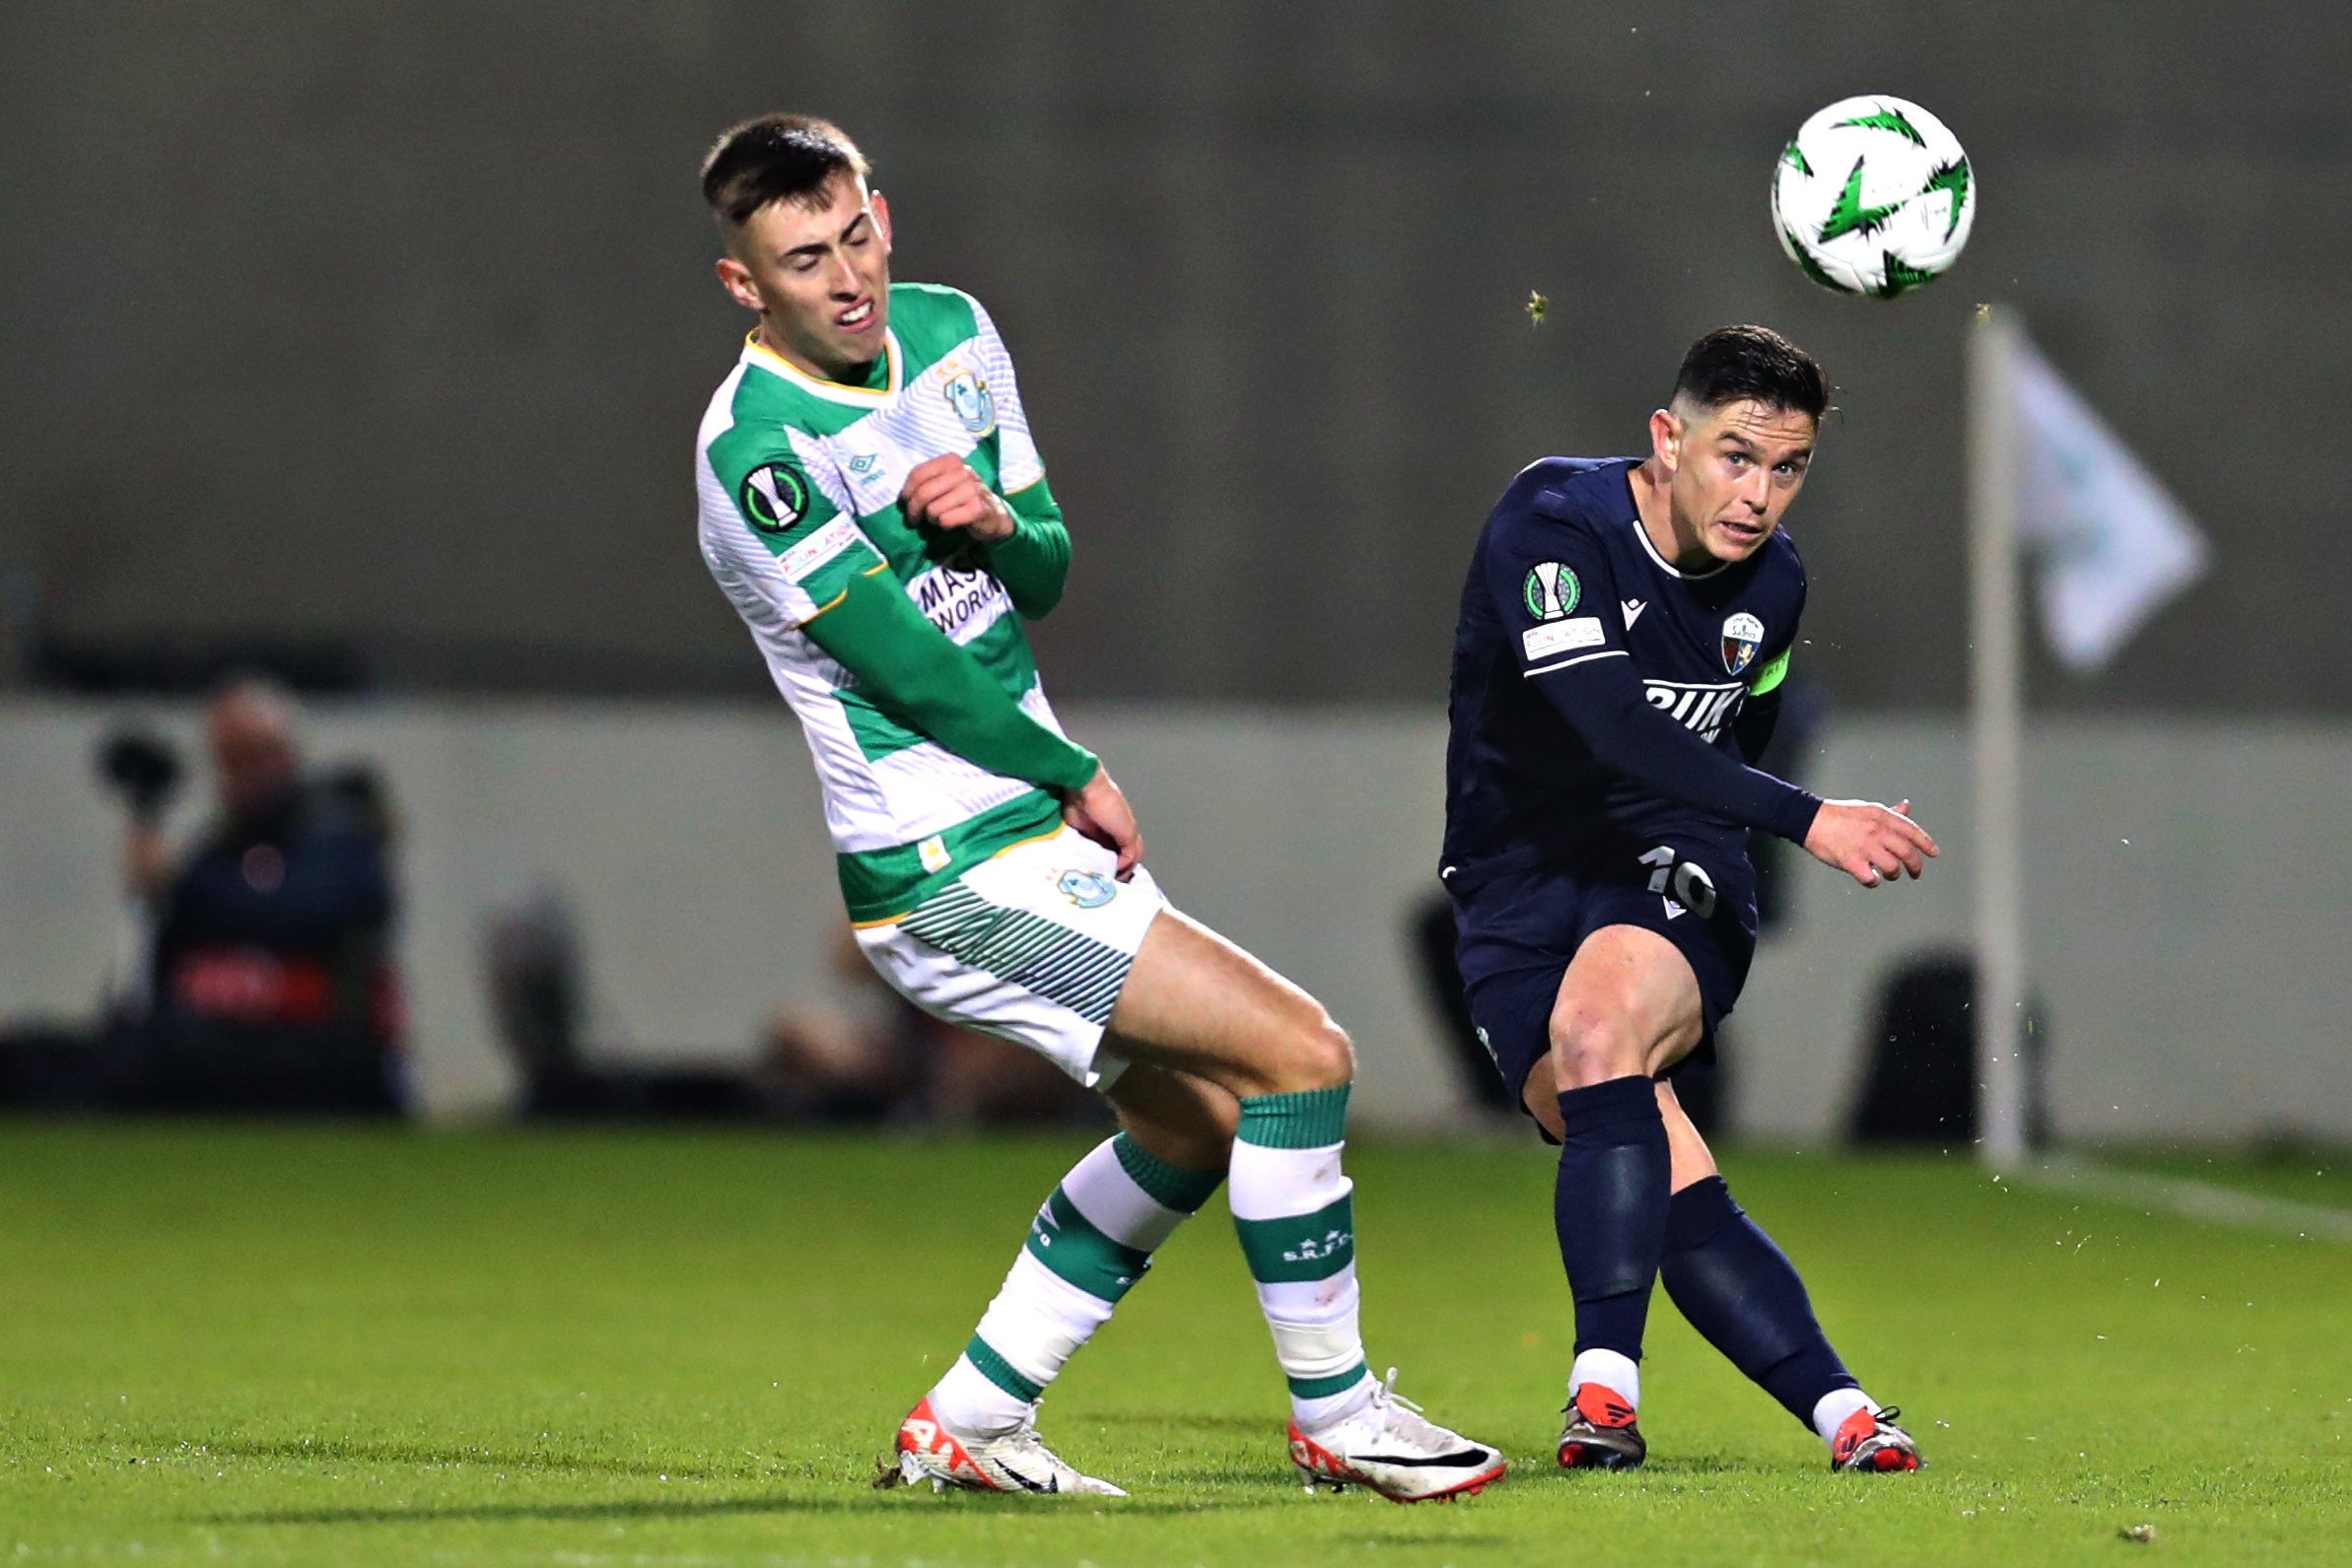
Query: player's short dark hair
[
  {"left": 700, "top": 113, "right": 869, "bottom": 228},
  {"left": 1670, "top": 325, "right": 1830, "bottom": 422}
]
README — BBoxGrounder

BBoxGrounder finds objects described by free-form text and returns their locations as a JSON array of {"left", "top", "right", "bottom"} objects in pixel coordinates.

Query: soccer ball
[{"left": 1771, "top": 95, "right": 1973, "bottom": 299}]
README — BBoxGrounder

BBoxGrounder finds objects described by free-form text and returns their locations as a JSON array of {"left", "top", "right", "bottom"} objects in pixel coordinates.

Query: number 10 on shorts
[{"left": 1639, "top": 846, "right": 1718, "bottom": 919}]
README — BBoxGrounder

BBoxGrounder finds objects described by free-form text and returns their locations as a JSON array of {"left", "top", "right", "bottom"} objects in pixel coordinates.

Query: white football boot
[
  {"left": 1286, "top": 1368, "right": 1507, "bottom": 1503},
  {"left": 881, "top": 1396, "right": 1128, "bottom": 1496}
]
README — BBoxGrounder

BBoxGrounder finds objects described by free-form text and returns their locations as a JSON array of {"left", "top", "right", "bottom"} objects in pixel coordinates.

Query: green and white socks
[
  {"left": 1230, "top": 1086, "right": 1375, "bottom": 1428},
  {"left": 930, "top": 1131, "right": 1223, "bottom": 1434},
  {"left": 928, "top": 1085, "right": 1375, "bottom": 1437}
]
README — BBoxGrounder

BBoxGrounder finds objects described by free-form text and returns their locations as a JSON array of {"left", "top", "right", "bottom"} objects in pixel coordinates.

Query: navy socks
[
  {"left": 1659, "top": 1175, "right": 1858, "bottom": 1427},
  {"left": 1554, "top": 1075, "right": 1672, "bottom": 1360}
]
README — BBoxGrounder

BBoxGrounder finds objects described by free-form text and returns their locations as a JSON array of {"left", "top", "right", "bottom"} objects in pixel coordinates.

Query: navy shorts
[{"left": 1449, "top": 846, "right": 1758, "bottom": 1115}]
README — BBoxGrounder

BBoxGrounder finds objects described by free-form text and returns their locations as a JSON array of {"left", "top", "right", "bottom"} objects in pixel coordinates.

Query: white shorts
[{"left": 854, "top": 825, "right": 1170, "bottom": 1091}]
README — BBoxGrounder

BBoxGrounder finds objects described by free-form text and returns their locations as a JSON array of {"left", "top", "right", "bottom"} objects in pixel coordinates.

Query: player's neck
[
  {"left": 754, "top": 322, "right": 879, "bottom": 388},
  {"left": 1629, "top": 458, "right": 1715, "bottom": 575}
]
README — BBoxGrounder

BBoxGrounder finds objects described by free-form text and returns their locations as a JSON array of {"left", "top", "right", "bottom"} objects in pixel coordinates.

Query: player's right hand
[
  {"left": 1803, "top": 799, "right": 1937, "bottom": 888},
  {"left": 1064, "top": 765, "right": 1143, "bottom": 879}
]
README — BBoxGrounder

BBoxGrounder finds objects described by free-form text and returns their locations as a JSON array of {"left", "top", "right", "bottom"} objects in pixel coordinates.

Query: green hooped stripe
[
  {"left": 1112, "top": 1132, "right": 1224, "bottom": 1214},
  {"left": 1235, "top": 1085, "right": 1350, "bottom": 1150},
  {"left": 1233, "top": 1193, "right": 1356, "bottom": 1283},
  {"left": 837, "top": 788, "right": 1064, "bottom": 923},
  {"left": 1024, "top": 1188, "right": 1151, "bottom": 1302},
  {"left": 1288, "top": 1360, "right": 1371, "bottom": 1399},
  {"left": 964, "top": 1334, "right": 1044, "bottom": 1402}
]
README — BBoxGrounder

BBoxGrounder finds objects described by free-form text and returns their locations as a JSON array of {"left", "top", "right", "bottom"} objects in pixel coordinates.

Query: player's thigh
[
  {"left": 1105, "top": 1060, "right": 1238, "bottom": 1175},
  {"left": 1105, "top": 909, "right": 1353, "bottom": 1098},
  {"left": 1547, "top": 923, "right": 1705, "bottom": 1087}
]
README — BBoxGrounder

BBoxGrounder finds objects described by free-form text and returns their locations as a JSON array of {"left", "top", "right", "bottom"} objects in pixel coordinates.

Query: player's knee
[
  {"left": 1547, "top": 1004, "right": 1646, "bottom": 1090},
  {"left": 1283, "top": 1012, "right": 1355, "bottom": 1093}
]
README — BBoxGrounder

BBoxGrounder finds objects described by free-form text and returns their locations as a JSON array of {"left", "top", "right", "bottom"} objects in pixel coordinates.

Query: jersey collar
[{"left": 741, "top": 329, "right": 903, "bottom": 406}]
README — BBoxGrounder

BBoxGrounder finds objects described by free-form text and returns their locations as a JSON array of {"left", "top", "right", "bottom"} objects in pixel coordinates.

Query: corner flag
[
  {"left": 1966, "top": 307, "right": 2214, "bottom": 1167},
  {"left": 2006, "top": 331, "right": 2210, "bottom": 671}
]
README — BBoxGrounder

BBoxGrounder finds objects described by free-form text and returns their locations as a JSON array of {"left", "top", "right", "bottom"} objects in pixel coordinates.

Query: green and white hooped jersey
[{"left": 697, "top": 283, "right": 1070, "bottom": 921}]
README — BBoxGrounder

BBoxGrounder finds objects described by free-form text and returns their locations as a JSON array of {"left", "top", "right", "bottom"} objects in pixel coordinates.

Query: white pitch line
[{"left": 2012, "top": 1153, "right": 2352, "bottom": 1244}]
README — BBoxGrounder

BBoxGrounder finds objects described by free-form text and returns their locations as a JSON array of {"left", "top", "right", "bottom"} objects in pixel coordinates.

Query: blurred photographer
[{"left": 104, "top": 679, "right": 404, "bottom": 1113}]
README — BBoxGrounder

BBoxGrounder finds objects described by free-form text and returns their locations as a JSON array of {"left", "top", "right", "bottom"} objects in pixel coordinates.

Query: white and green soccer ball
[{"left": 1771, "top": 95, "right": 1973, "bottom": 299}]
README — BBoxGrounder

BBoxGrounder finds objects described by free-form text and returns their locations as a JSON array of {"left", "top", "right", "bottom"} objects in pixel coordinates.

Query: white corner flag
[
  {"left": 2007, "top": 331, "right": 2210, "bottom": 671},
  {"left": 1968, "top": 307, "right": 2213, "bottom": 1167}
]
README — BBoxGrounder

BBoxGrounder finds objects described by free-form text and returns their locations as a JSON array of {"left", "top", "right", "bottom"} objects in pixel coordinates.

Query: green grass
[{"left": 3, "top": 1125, "right": 2350, "bottom": 1565}]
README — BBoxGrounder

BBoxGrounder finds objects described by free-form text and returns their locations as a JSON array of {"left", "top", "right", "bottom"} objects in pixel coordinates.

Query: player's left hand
[
  {"left": 1804, "top": 797, "right": 1938, "bottom": 888},
  {"left": 901, "top": 455, "right": 1016, "bottom": 544}
]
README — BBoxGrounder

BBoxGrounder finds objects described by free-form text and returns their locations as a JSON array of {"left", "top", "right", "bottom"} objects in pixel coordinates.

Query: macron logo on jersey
[
  {"left": 1644, "top": 679, "right": 1746, "bottom": 744},
  {"left": 1622, "top": 598, "right": 1647, "bottom": 629}
]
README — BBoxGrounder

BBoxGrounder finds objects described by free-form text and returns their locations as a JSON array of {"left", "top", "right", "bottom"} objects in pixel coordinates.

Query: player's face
[
  {"left": 716, "top": 173, "right": 893, "bottom": 379},
  {"left": 1655, "top": 399, "right": 1817, "bottom": 564}
]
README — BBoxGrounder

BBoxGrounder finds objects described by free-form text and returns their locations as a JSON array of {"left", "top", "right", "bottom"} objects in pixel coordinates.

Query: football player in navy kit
[{"left": 1443, "top": 326, "right": 1935, "bottom": 1474}]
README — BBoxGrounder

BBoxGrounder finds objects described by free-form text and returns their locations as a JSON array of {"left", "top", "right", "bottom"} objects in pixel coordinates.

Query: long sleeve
[
  {"left": 1529, "top": 657, "right": 1820, "bottom": 843},
  {"left": 802, "top": 565, "right": 1098, "bottom": 792},
  {"left": 984, "top": 478, "right": 1071, "bottom": 618},
  {"left": 1487, "top": 511, "right": 1820, "bottom": 845}
]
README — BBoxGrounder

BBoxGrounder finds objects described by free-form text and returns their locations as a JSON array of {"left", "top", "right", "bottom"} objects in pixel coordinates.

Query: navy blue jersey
[{"left": 1441, "top": 456, "right": 1818, "bottom": 893}]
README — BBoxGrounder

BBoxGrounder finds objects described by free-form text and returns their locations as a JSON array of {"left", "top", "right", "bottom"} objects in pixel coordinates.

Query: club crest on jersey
[
  {"left": 1523, "top": 562, "right": 1581, "bottom": 621},
  {"left": 1057, "top": 869, "right": 1117, "bottom": 909},
  {"left": 1721, "top": 612, "right": 1765, "bottom": 676},
  {"left": 942, "top": 370, "right": 997, "bottom": 436},
  {"left": 738, "top": 462, "right": 809, "bottom": 533}
]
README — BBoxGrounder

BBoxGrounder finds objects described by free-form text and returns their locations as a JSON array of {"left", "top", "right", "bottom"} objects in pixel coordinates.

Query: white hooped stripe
[{"left": 1226, "top": 1140, "right": 1349, "bottom": 1222}]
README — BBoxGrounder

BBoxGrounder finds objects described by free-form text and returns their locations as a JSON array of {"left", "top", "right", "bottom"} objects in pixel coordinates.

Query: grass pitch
[{"left": 3, "top": 1125, "right": 2349, "bottom": 1566}]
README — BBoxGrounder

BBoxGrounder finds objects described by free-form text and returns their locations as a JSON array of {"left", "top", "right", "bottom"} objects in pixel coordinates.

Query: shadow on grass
[{"left": 204, "top": 1491, "right": 1275, "bottom": 1528}]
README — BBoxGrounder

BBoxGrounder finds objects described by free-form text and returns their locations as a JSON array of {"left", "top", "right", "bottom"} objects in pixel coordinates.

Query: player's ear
[
  {"left": 870, "top": 190, "right": 893, "bottom": 253},
  {"left": 715, "top": 253, "right": 763, "bottom": 313},
  {"left": 1649, "top": 408, "right": 1683, "bottom": 473}
]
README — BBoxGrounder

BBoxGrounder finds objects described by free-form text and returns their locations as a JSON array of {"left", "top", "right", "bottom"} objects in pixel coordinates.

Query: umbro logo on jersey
[
  {"left": 1622, "top": 598, "right": 1647, "bottom": 629},
  {"left": 847, "top": 453, "right": 878, "bottom": 475},
  {"left": 1643, "top": 679, "right": 1746, "bottom": 744},
  {"left": 1524, "top": 562, "right": 1581, "bottom": 621},
  {"left": 738, "top": 463, "right": 809, "bottom": 532}
]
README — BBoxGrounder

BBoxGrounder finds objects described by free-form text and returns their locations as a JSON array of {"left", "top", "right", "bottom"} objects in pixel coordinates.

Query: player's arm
[
  {"left": 801, "top": 570, "right": 1096, "bottom": 790},
  {"left": 1728, "top": 646, "right": 1792, "bottom": 762},
  {"left": 899, "top": 458, "right": 1070, "bottom": 619},
  {"left": 710, "top": 445, "right": 1097, "bottom": 794},
  {"left": 899, "top": 297, "right": 1071, "bottom": 618},
  {"left": 1493, "top": 518, "right": 1931, "bottom": 884}
]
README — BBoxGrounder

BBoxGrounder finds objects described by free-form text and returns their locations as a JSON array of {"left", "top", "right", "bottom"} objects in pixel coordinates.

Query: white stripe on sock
[
  {"left": 1258, "top": 1268, "right": 1363, "bottom": 1383},
  {"left": 1812, "top": 1388, "right": 1878, "bottom": 1447},
  {"left": 1569, "top": 1348, "right": 1641, "bottom": 1411},
  {"left": 1226, "top": 1139, "right": 1347, "bottom": 1221},
  {"left": 1058, "top": 1137, "right": 1189, "bottom": 1251}
]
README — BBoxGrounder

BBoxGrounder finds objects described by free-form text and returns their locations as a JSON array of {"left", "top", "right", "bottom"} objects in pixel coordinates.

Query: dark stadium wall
[{"left": 0, "top": 1, "right": 2343, "bottom": 712}]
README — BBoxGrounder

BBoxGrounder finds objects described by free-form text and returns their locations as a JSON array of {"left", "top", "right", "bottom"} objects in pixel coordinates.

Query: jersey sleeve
[
  {"left": 701, "top": 425, "right": 886, "bottom": 630},
  {"left": 967, "top": 297, "right": 1071, "bottom": 618},
  {"left": 801, "top": 569, "right": 1099, "bottom": 792},
  {"left": 1486, "top": 501, "right": 1822, "bottom": 845}
]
